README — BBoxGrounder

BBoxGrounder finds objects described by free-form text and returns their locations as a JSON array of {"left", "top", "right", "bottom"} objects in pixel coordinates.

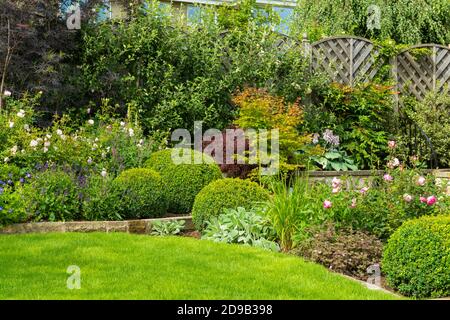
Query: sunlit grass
[{"left": 0, "top": 233, "right": 398, "bottom": 300}]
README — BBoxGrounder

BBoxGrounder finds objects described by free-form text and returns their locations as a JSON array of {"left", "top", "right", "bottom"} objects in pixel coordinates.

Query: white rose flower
[
  {"left": 24, "top": 124, "right": 30, "bottom": 131},
  {"left": 56, "top": 129, "right": 63, "bottom": 136},
  {"left": 9, "top": 121, "right": 14, "bottom": 128},
  {"left": 30, "top": 140, "right": 38, "bottom": 147},
  {"left": 101, "top": 169, "right": 107, "bottom": 178},
  {"left": 44, "top": 141, "right": 51, "bottom": 147},
  {"left": 3, "top": 90, "right": 11, "bottom": 97},
  {"left": 43, "top": 147, "right": 48, "bottom": 153},
  {"left": 4, "top": 157, "right": 9, "bottom": 163},
  {"left": 88, "top": 119, "right": 95, "bottom": 125},
  {"left": 120, "top": 121, "right": 125, "bottom": 126},
  {"left": 10, "top": 145, "right": 18, "bottom": 155},
  {"left": 128, "top": 128, "right": 135, "bottom": 137}
]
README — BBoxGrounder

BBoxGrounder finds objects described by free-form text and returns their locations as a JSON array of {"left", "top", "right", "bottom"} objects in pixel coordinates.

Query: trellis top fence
[{"left": 296, "top": 34, "right": 450, "bottom": 101}]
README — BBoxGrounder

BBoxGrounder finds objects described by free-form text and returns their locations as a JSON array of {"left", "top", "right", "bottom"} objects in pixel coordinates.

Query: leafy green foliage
[
  {"left": 107, "top": 168, "right": 168, "bottom": 219},
  {"left": 192, "top": 178, "right": 269, "bottom": 230},
  {"left": 145, "top": 148, "right": 223, "bottom": 213},
  {"left": 79, "top": 0, "right": 320, "bottom": 134},
  {"left": 382, "top": 215, "right": 450, "bottom": 298},
  {"left": 403, "top": 91, "right": 450, "bottom": 168},
  {"left": 150, "top": 219, "right": 186, "bottom": 236},
  {"left": 291, "top": 0, "right": 450, "bottom": 44},
  {"left": 311, "top": 149, "right": 358, "bottom": 171},
  {"left": 306, "top": 83, "right": 395, "bottom": 169},
  {"left": 202, "top": 207, "right": 280, "bottom": 252},
  {"left": 20, "top": 170, "right": 80, "bottom": 222},
  {"left": 264, "top": 177, "right": 329, "bottom": 251}
]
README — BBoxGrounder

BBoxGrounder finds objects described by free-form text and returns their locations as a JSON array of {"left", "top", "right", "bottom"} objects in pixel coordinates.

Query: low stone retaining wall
[{"left": 0, "top": 216, "right": 194, "bottom": 235}]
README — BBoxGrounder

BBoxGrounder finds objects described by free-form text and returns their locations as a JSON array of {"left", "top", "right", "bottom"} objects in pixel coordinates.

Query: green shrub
[
  {"left": 21, "top": 170, "right": 80, "bottom": 222},
  {"left": 202, "top": 207, "right": 279, "bottom": 252},
  {"left": 108, "top": 168, "right": 168, "bottom": 219},
  {"left": 382, "top": 215, "right": 450, "bottom": 298},
  {"left": 145, "top": 148, "right": 223, "bottom": 214},
  {"left": 81, "top": 174, "right": 118, "bottom": 221},
  {"left": 0, "top": 164, "right": 22, "bottom": 184},
  {"left": 192, "top": 178, "right": 269, "bottom": 230},
  {"left": 0, "top": 184, "right": 27, "bottom": 226}
]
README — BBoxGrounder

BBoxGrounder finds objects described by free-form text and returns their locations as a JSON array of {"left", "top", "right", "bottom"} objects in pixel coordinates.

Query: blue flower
[
  {"left": 0, "top": 207, "right": 3, "bottom": 211},
  {"left": 26, "top": 173, "right": 32, "bottom": 179},
  {"left": 0, "top": 180, "right": 4, "bottom": 185},
  {"left": 19, "top": 178, "right": 25, "bottom": 184},
  {"left": 7, "top": 179, "right": 13, "bottom": 186},
  {"left": 0, "top": 187, "right": 3, "bottom": 194}
]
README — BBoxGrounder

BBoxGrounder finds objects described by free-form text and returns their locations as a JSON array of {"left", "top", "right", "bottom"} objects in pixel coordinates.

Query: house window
[
  {"left": 272, "top": 6, "right": 294, "bottom": 35},
  {"left": 187, "top": 5, "right": 203, "bottom": 23},
  {"left": 97, "top": 0, "right": 112, "bottom": 21}
]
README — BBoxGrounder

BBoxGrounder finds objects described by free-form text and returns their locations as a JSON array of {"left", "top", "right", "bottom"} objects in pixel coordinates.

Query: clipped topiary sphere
[
  {"left": 109, "top": 168, "right": 168, "bottom": 219},
  {"left": 382, "top": 215, "right": 450, "bottom": 298},
  {"left": 145, "top": 148, "right": 223, "bottom": 214},
  {"left": 192, "top": 178, "right": 270, "bottom": 230}
]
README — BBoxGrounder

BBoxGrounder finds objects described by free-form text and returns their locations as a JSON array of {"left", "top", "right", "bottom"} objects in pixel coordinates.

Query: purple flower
[
  {"left": 7, "top": 179, "right": 13, "bottom": 186},
  {"left": 0, "top": 206, "right": 3, "bottom": 211},
  {"left": 26, "top": 173, "right": 32, "bottom": 179},
  {"left": 322, "top": 129, "right": 340, "bottom": 146},
  {"left": 19, "top": 178, "right": 25, "bottom": 184}
]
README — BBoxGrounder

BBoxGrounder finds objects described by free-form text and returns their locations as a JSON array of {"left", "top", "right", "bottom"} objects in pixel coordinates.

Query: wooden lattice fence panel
[
  {"left": 310, "top": 36, "right": 382, "bottom": 86},
  {"left": 395, "top": 45, "right": 450, "bottom": 100}
]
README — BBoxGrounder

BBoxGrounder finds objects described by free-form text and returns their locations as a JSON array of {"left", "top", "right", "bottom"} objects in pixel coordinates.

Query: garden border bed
[{"left": 0, "top": 216, "right": 194, "bottom": 235}]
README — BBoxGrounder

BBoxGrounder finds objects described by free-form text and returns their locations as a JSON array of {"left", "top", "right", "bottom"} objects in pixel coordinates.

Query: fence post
[
  {"left": 391, "top": 56, "right": 399, "bottom": 113},
  {"left": 301, "top": 33, "right": 312, "bottom": 63}
]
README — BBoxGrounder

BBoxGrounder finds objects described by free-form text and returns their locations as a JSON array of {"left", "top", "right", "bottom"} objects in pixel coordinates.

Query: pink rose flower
[
  {"left": 420, "top": 197, "right": 427, "bottom": 203},
  {"left": 426, "top": 196, "right": 437, "bottom": 206},
  {"left": 383, "top": 174, "right": 393, "bottom": 182},
  {"left": 323, "top": 200, "right": 332, "bottom": 209},
  {"left": 417, "top": 176, "right": 426, "bottom": 186},
  {"left": 403, "top": 194, "right": 413, "bottom": 203},
  {"left": 332, "top": 187, "right": 340, "bottom": 194}
]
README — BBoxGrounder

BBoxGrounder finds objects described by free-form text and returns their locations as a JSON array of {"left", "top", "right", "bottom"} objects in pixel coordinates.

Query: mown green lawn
[{"left": 0, "top": 233, "right": 397, "bottom": 300}]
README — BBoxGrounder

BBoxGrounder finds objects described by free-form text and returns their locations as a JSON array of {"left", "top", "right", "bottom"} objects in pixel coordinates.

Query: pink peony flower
[
  {"left": 403, "top": 194, "right": 413, "bottom": 203},
  {"left": 332, "top": 177, "right": 342, "bottom": 188},
  {"left": 417, "top": 176, "right": 426, "bottom": 186},
  {"left": 360, "top": 187, "right": 369, "bottom": 194},
  {"left": 388, "top": 140, "right": 396, "bottom": 149},
  {"left": 383, "top": 174, "right": 394, "bottom": 182},
  {"left": 426, "top": 196, "right": 437, "bottom": 206},
  {"left": 323, "top": 200, "right": 332, "bottom": 209},
  {"left": 420, "top": 197, "right": 427, "bottom": 203},
  {"left": 387, "top": 158, "right": 400, "bottom": 169}
]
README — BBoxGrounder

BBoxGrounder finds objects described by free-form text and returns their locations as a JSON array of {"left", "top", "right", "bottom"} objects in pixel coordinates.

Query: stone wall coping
[{"left": 0, "top": 215, "right": 193, "bottom": 235}]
